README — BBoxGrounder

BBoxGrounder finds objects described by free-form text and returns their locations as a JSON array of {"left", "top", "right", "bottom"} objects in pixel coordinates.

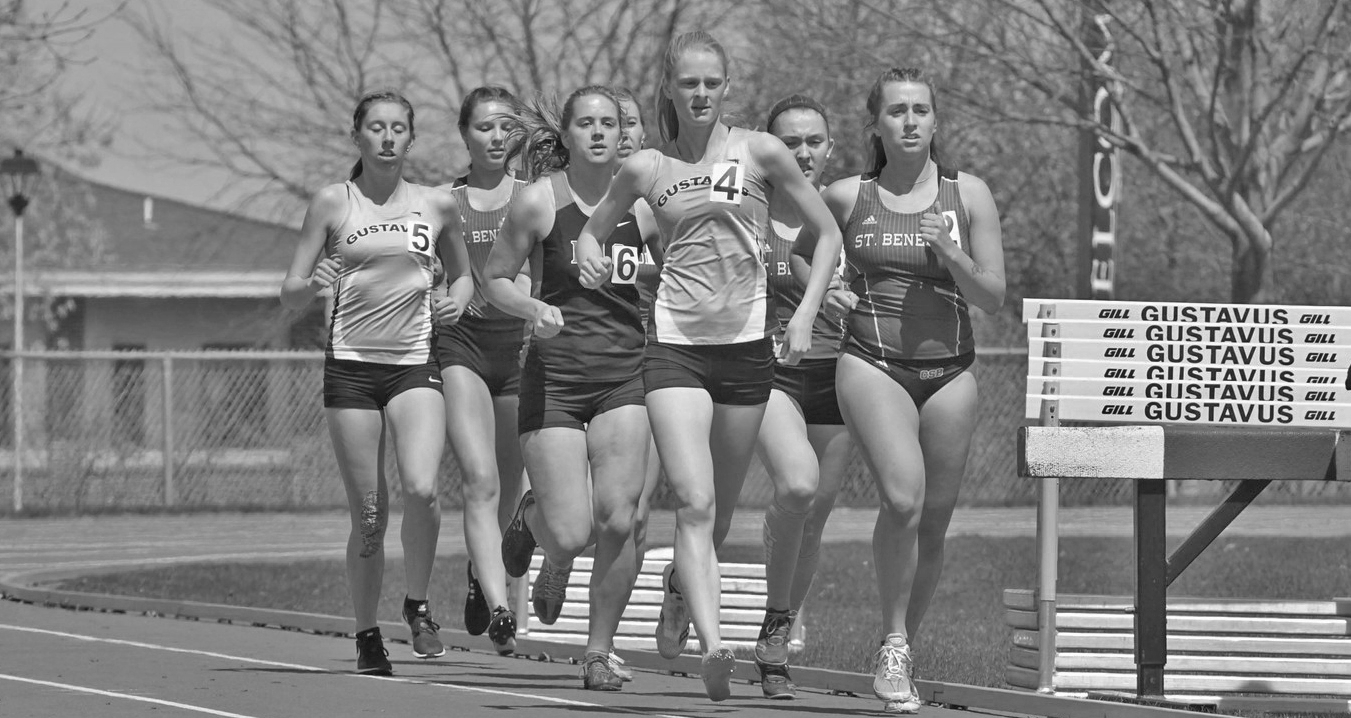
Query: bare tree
[
  {"left": 128, "top": 0, "right": 731, "bottom": 220},
  {"left": 892, "top": 0, "right": 1351, "bottom": 304},
  {"left": 1, "top": 0, "right": 120, "bottom": 162}
]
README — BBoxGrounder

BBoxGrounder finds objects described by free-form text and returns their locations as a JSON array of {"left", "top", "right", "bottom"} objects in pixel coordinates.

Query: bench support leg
[
  {"left": 1035, "top": 476, "right": 1058, "bottom": 693},
  {"left": 1165, "top": 479, "right": 1271, "bottom": 585},
  {"left": 1135, "top": 479, "right": 1167, "bottom": 698}
]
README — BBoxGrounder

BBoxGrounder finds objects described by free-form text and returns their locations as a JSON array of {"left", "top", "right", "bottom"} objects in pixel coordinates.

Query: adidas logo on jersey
[{"left": 862, "top": 215, "right": 877, "bottom": 225}]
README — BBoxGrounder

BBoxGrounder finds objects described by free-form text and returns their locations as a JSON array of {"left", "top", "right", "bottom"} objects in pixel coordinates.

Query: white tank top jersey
[
  {"left": 325, "top": 180, "right": 445, "bottom": 365},
  {"left": 638, "top": 126, "right": 775, "bottom": 345}
]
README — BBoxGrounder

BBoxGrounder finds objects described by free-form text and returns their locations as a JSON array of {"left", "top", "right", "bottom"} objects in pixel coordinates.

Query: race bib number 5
[
  {"left": 408, "top": 221, "right": 435, "bottom": 256},
  {"left": 709, "top": 162, "right": 744, "bottom": 205}
]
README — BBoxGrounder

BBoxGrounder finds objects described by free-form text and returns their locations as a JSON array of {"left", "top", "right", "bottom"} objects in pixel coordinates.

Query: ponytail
[
  {"left": 348, "top": 160, "right": 363, "bottom": 180},
  {"left": 506, "top": 85, "right": 620, "bottom": 182}
]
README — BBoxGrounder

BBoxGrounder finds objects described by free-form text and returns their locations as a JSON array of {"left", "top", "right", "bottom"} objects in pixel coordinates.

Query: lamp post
[{"left": 1, "top": 149, "right": 39, "bottom": 513}]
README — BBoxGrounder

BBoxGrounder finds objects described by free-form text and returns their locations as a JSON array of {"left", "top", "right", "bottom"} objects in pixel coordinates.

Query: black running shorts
[
  {"left": 772, "top": 357, "right": 844, "bottom": 425},
  {"left": 436, "top": 318, "right": 524, "bottom": 397},
  {"left": 323, "top": 358, "right": 443, "bottom": 410},
  {"left": 843, "top": 347, "right": 975, "bottom": 408},
  {"left": 518, "top": 354, "right": 646, "bottom": 434},
  {"left": 643, "top": 338, "right": 775, "bottom": 406}
]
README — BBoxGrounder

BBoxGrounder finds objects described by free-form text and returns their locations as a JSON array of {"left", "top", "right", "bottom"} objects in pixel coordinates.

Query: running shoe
[
  {"left": 464, "top": 561, "right": 491, "bottom": 636},
  {"left": 754, "top": 608, "right": 797, "bottom": 666},
  {"left": 758, "top": 660, "right": 798, "bottom": 700},
  {"left": 402, "top": 600, "right": 446, "bottom": 659},
  {"left": 580, "top": 652, "right": 624, "bottom": 691},
  {"left": 655, "top": 562, "right": 690, "bottom": 659},
  {"left": 701, "top": 647, "right": 736, "bottom": 702},
  {"left": 488, "top": 605, "right": 517, "bottom": 656},
  {"left": 355, "top": 628, "right": 393, "bottom": 675},
  {"left": 531, "top": 557, "right": 572, "bottom": 625},
  {"left": 873, "top": 635, "right": 921, "bottom": 714},
  {"left": 501, "top": 490, "right": 538, "bottom": 578},
  {"left": 608, "top": 651, "right": 634, "bottom": 682}
]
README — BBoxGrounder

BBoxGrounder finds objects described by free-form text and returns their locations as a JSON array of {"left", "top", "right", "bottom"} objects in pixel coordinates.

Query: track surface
[{"left": 4, "top": 506, "right": 1348, "bottom": 717}]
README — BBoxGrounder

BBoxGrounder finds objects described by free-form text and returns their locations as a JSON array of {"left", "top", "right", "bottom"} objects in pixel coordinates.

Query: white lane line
[
  {"left": 0, "top": 624, "right": 693, "bottom": 718},
  {"left": 0, "top": 674, "right": 261, "bottom": 718},
  {"left": 0, "top": 624, "right": 328, "bottom": 671}
]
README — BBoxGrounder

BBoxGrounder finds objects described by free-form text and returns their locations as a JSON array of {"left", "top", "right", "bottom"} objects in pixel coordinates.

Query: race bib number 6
[
  {"left": 408, "top": 221, "right": 435, "bottom": 257},
  {"left": 610, "top": 244, "right": 640, "bottom": 284},
  {"left": 709, "top": 162, "right": 744, "bottom": 205}
]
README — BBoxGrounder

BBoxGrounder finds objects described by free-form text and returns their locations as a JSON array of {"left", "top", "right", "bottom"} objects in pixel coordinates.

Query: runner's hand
[
  {"left": 308, "top": 256, "right": 342, "bottom": 292},
  {"left": 579, "top": 256, "right": 612, "bottom": 289},
  {"left": 532, "top": 303, "right": 565, "bottom": 339}
]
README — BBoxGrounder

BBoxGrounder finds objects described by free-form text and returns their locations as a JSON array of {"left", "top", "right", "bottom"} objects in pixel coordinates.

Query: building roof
[
  {"left": 6, "top": 165, "right": 300, "bottom": 298},
  {"left": 72, "top": 172, "right": 298, "bottom": 272}
]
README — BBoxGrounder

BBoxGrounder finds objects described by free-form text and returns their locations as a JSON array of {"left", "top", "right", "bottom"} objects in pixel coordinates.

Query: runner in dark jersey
[
  {"left": 752, "top": 94, "right": 853, "bottom": 701},
  {"left": 812, "top": 67, "right": 1006, "bottom": 714},
  {"left": 435, "top": 86, "right": 529, "bottom": 657},
  {"left": 281, "top": 91, "right": 474, "bottom": 676},
  {"left": 572, "top": 32, "right": 843, "bottom": 703},
  {"left": 486, "top": 86, "right": 662, "bottom": 692}
]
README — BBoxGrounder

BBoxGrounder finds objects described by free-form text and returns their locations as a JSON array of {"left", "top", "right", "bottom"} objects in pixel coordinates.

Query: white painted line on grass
[
  {"left": 0, "top": 623, "right": 693, "bottom": 718},
  {"left": 0, "top": 673, "right": 262, "bottom": 718}
]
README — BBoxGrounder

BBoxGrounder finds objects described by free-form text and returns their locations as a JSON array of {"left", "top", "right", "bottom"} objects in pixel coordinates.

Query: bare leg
[
  {"left": 326, "top": 407, "right": 388, "bottom": 632},
  {"left": 906, "top": 373, "right": 977, "bottom": 640},
  {"left": 384, "top": 387, "right": 447, "bottom": 603},
  {"left": 442, "top": 366, "right": 511, "bottom": 611},
  {"left": 836, "top": 353, "right": 925, "bottom": 639},
  {"left": 583, "top": 405, "right": 650, "bottom": 655}
]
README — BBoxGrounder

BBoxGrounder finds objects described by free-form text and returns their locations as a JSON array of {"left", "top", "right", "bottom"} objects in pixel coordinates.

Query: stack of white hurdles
[{"left": 517, "top": 547, "right": 803, "bottom": 653}]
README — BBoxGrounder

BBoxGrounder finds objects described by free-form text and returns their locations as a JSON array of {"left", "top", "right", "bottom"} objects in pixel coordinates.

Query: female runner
[
  {"left": 437, "top": 85, "right": 530, "bottom": 656},
  {"left": 752, "top": 93, "right": 853, "bottom": 701},
  {"left": 281, "top": 91, "right": 473, "bottom": 674},
  {"left": 820, "top": 67, "right": 1005, "bottom": 713},
  {"left": 573, "top": 32, "right": 843, "bottom": 702},
  {"left": 488, "top": 85, "right": 661, "bottom": 692}
]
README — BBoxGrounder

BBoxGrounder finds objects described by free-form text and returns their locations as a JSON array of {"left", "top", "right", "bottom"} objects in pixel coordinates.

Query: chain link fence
[{"left": 2, "top": 348, "right": 1348, "bottom": 515}]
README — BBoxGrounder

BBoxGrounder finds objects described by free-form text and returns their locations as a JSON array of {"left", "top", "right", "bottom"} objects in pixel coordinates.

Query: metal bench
[{"left": 518, "top": 547, "right": 803, "bottom": 653}]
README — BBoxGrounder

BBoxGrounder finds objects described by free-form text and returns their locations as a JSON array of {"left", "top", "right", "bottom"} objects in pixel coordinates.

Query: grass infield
[{"left": 54, "top": 535, "right": 1351, "bottom": 691}]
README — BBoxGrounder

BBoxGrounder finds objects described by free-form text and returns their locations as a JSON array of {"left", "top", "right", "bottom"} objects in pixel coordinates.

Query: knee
[
  {"left": 459, "top": 468, "right": 500, "bottom": 506},
  {"left": 594, "top": 505, "right": 637, "bottom": 543},
  {"left": 877, "top": 482, "right": 924, "bottom": 523},
  {"left": 675, "top": 494, "right": 716, "bottom": 527},
  {"left": 774, "top": 468, "right": 819, "bottom": 513},
  {"left": 401, "top": 480, "right": 439, "bottom": 510},
  {"left": 552, "top": 524, "right": 593, "bottom": 560}
]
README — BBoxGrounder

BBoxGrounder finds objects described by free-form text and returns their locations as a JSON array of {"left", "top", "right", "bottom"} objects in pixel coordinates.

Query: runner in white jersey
[
  {"left": 281, "top": 91, "right": 474, "bottom": 676},
  {"left": 572, "top": 32, "right": 843, "bottom": 703},
  {"left": 751, "top": 94, "right": 854, "bottom": 701},
  {"left": 817, "top": 68, "right": 1006, "bottom": 714},
  {"left": 436, "top": 86, "right": 530, "bottom": 657}
]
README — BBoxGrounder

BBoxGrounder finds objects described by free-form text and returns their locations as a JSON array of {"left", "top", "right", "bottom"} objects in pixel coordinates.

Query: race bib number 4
[
  {"left": 710, "top": 162, "right": 744, "bottom": 205},
  {"left": 408, "top": 221, "right": 435, "bottom": 257}
]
